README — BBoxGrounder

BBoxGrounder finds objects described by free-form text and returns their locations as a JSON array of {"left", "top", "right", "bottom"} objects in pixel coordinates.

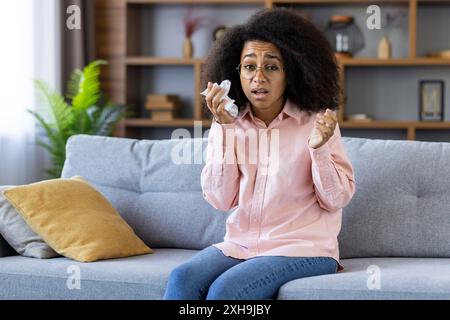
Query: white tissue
[{"left": 200, "top": 79, "right": 239, "bottom": 118}]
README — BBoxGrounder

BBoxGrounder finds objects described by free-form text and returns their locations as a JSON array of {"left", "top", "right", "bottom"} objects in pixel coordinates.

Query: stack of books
[
  {"left": 427, "top": 49, "right": 450, "bottom": 58},
  {"left": 346, "top": 113, "right": 373, "bottom": 122},
  {"left": 145, "top": 94, "right": 180, "bottom": 120}
]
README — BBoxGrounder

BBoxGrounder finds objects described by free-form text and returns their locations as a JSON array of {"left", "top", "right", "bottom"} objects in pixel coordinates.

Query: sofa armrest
[{"left": 0, "top": 235, "right": 15, "bottom": 257}]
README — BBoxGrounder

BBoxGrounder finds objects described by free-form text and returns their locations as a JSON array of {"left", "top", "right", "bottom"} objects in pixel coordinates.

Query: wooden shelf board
[
  {"left": 125, "top": 118, "right": 212, "bottom": 127},
  {"left": 125, "top": 0, "right": 450, "bottom": 5},
  {"left": 415, "top": 122, "right": 450, "bottom": 129},
  {"left": 339, "top": 58, "right": 450, "bottom": 66},
  {"left": 126, "top": 57, "right": 204, "bottom": 66},
  {"left": 273, "top": 0, "right": 409, "bottom": 4},
  {"left": 124, "top": 119, "right": 450, "bottom": 129},
  {"left": 127, "top": 0, "right": 265, "bottom": 4},
  {"left": 341, "top": 121, "right": 450, "bottom": 129},
  {"left": 126, "top": 56, "right": 450, "bottom": 67},
  {"left": 418, "top": 0, "right": 450, "bottom": 5}
]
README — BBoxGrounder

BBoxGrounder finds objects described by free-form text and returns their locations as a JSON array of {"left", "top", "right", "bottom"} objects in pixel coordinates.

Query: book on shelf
[
  {"left": 145, "top": 101, "right": 180, "bottom": 110},
  {"left": 346, "top": 114, "right": 373, "bottom": 122},
  {"left": 145, "top": 94, "right": 181, "bottom": 114},
  {"left": 426, "top": 49, "right": 450, "bottom": 59},
  {"left": 150, "top": 110, "right": 179, "bottom": 121},
  {"left": 146, "top": 94, "right": 179, "bottom": 103}
]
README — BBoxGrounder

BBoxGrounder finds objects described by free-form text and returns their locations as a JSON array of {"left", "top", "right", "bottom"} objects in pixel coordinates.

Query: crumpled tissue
[{"left": 200, "top": 80, "right": 239, "bottom": 118}]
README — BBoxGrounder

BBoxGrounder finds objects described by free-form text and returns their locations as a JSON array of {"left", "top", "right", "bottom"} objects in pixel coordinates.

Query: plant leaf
[
  {"left": 66, "top": 69, "right": 83, "bottom": 102},
  {"left": 91, "top": 104, "right": 127, "bottom": 136},
  {"left": 72, "top": 60, "right": 107, "bottom": 111},
  {"left": 29, "top": 59, "right": 127, "bottom": 179},
  {"left": 28, "top": 110, "right": 66, "bottom": 151},
  {"left": 34, "top": 79, "right": 73, "bottom": 138}
]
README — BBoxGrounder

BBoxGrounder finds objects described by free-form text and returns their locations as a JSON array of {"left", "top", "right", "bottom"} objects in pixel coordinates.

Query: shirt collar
[
  {"left": 280, "top": 97, "right": 303, "bottom": 124},
  {"left": 237, "top": 97, "right": 303, "bottom": 125}
]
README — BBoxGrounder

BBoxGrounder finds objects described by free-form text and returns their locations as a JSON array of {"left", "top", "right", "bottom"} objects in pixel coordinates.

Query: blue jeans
[{"left": 163, "top": 246, "right": 338, "bottom": 300}]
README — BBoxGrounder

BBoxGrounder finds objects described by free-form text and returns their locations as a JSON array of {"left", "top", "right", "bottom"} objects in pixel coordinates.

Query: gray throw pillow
[
  {"left": 0, "top": 234, "right": 15, "bottom": 257},
  {"left": 0, "top": 186, "right": 59, "bottom": 259}
]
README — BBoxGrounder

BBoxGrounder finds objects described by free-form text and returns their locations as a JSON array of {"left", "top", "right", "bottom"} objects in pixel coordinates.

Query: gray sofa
[{"left": 1, "top": 134, "right": 450, "bottom": 300}]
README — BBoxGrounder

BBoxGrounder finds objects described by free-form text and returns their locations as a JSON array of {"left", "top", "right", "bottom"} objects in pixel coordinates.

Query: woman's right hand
[{"left": 205, "top": 82, "right": 236, "bottom": 125}]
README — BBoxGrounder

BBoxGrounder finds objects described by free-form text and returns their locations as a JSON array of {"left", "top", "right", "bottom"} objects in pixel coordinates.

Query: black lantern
[{"left": 324, "top": 15, "right": 365, "bottom": 59}]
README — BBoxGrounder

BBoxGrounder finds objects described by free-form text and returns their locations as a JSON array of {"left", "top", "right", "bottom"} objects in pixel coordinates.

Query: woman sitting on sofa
[{"left": 164, "top": 7, "right": 355, "bottom": 300}]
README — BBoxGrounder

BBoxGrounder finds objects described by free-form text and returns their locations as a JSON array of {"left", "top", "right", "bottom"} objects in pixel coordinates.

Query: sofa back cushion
[
  {"left": 62, "top": 135, "right": 229, "bottom": 250},
  {"left": 339, "top": 137, "right": 450, "bottom": 258},
  {"left": 62, "top": 135, "right": 450, "bottom": 258}
]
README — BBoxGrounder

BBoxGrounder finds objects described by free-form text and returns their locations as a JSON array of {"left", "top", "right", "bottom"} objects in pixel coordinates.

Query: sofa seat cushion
[
  {"left": 0, "top": 249, "right": 197, "bottom": 300},
  {"left": 278, "top": 257, "right": 450, "bottom": 300}
]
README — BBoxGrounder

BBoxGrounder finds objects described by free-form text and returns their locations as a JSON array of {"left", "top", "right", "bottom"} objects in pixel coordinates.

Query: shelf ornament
[{"left": 183, "top": 7, "right": 210, "bottom": 59}]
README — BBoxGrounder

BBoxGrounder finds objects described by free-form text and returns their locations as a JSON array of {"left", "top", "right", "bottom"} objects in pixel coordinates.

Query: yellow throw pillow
[{"left": 3, "top": 176, "right": 152, "bottom": 262}]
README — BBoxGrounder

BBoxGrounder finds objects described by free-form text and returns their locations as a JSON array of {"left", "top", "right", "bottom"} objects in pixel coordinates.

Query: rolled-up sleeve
[
  {"left": 201, "top": 121, "right": 240, "bottom": 212},
  {"left": 308, "top": 123, "right": 355, "bottom": 212}
]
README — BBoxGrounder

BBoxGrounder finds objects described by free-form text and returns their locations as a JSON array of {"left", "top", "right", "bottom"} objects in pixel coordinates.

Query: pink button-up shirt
[{"left": 201, "top": 98, "right": 355, "bottom": 271}]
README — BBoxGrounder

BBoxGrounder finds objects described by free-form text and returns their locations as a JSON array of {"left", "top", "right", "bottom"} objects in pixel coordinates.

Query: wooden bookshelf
[
  {"left": 125, "top": 57, "right": 207, "bottom": 66},
  {"left": 341, "top": 121, "right": 450, "bottom": 140},
  {"left": 127, "top": 0, "right": 265, "bottom": 4},
  {"left": 95, "top": 0, "right": 450, "bottom": 140},
  {"left": 125, "top": 118, "right": 212, "bottom": 127},
  {"left": 126, "top": 56, "right": 450, "bottom": 67},
  {"left": 339, "top": 58, "right": 450, "bottom": 66},
  {"left": 271, "top": 0, "right": 410, "bottom": 3}
]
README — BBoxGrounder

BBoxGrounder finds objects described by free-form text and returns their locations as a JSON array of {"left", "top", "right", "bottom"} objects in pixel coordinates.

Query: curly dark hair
[{"left": 201, "top": 7, "right": 341, "bottom": 118}]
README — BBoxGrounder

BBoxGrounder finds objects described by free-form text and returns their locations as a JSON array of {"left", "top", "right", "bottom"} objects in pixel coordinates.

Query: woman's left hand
[{"left": 308, "top": 108, "right": 338, "bottom": 149}]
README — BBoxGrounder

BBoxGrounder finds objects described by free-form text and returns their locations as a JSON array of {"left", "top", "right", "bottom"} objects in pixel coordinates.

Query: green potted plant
[{"left": 29, "top": 60, "right": 128, "bottom": 178}]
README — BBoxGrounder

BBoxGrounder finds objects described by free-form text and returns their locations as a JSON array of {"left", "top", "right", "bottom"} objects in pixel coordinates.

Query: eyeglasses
[{"left": 236, "top": 63, "right": 284, "bottom": 80}]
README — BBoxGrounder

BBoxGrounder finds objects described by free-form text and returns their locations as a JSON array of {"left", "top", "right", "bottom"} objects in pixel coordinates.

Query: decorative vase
[
  {"left": 183, "top": 37, "right": 193, "bottom": 59},
  {"left": 378, "top": 35, "right": 391, "bottom": 59}
]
